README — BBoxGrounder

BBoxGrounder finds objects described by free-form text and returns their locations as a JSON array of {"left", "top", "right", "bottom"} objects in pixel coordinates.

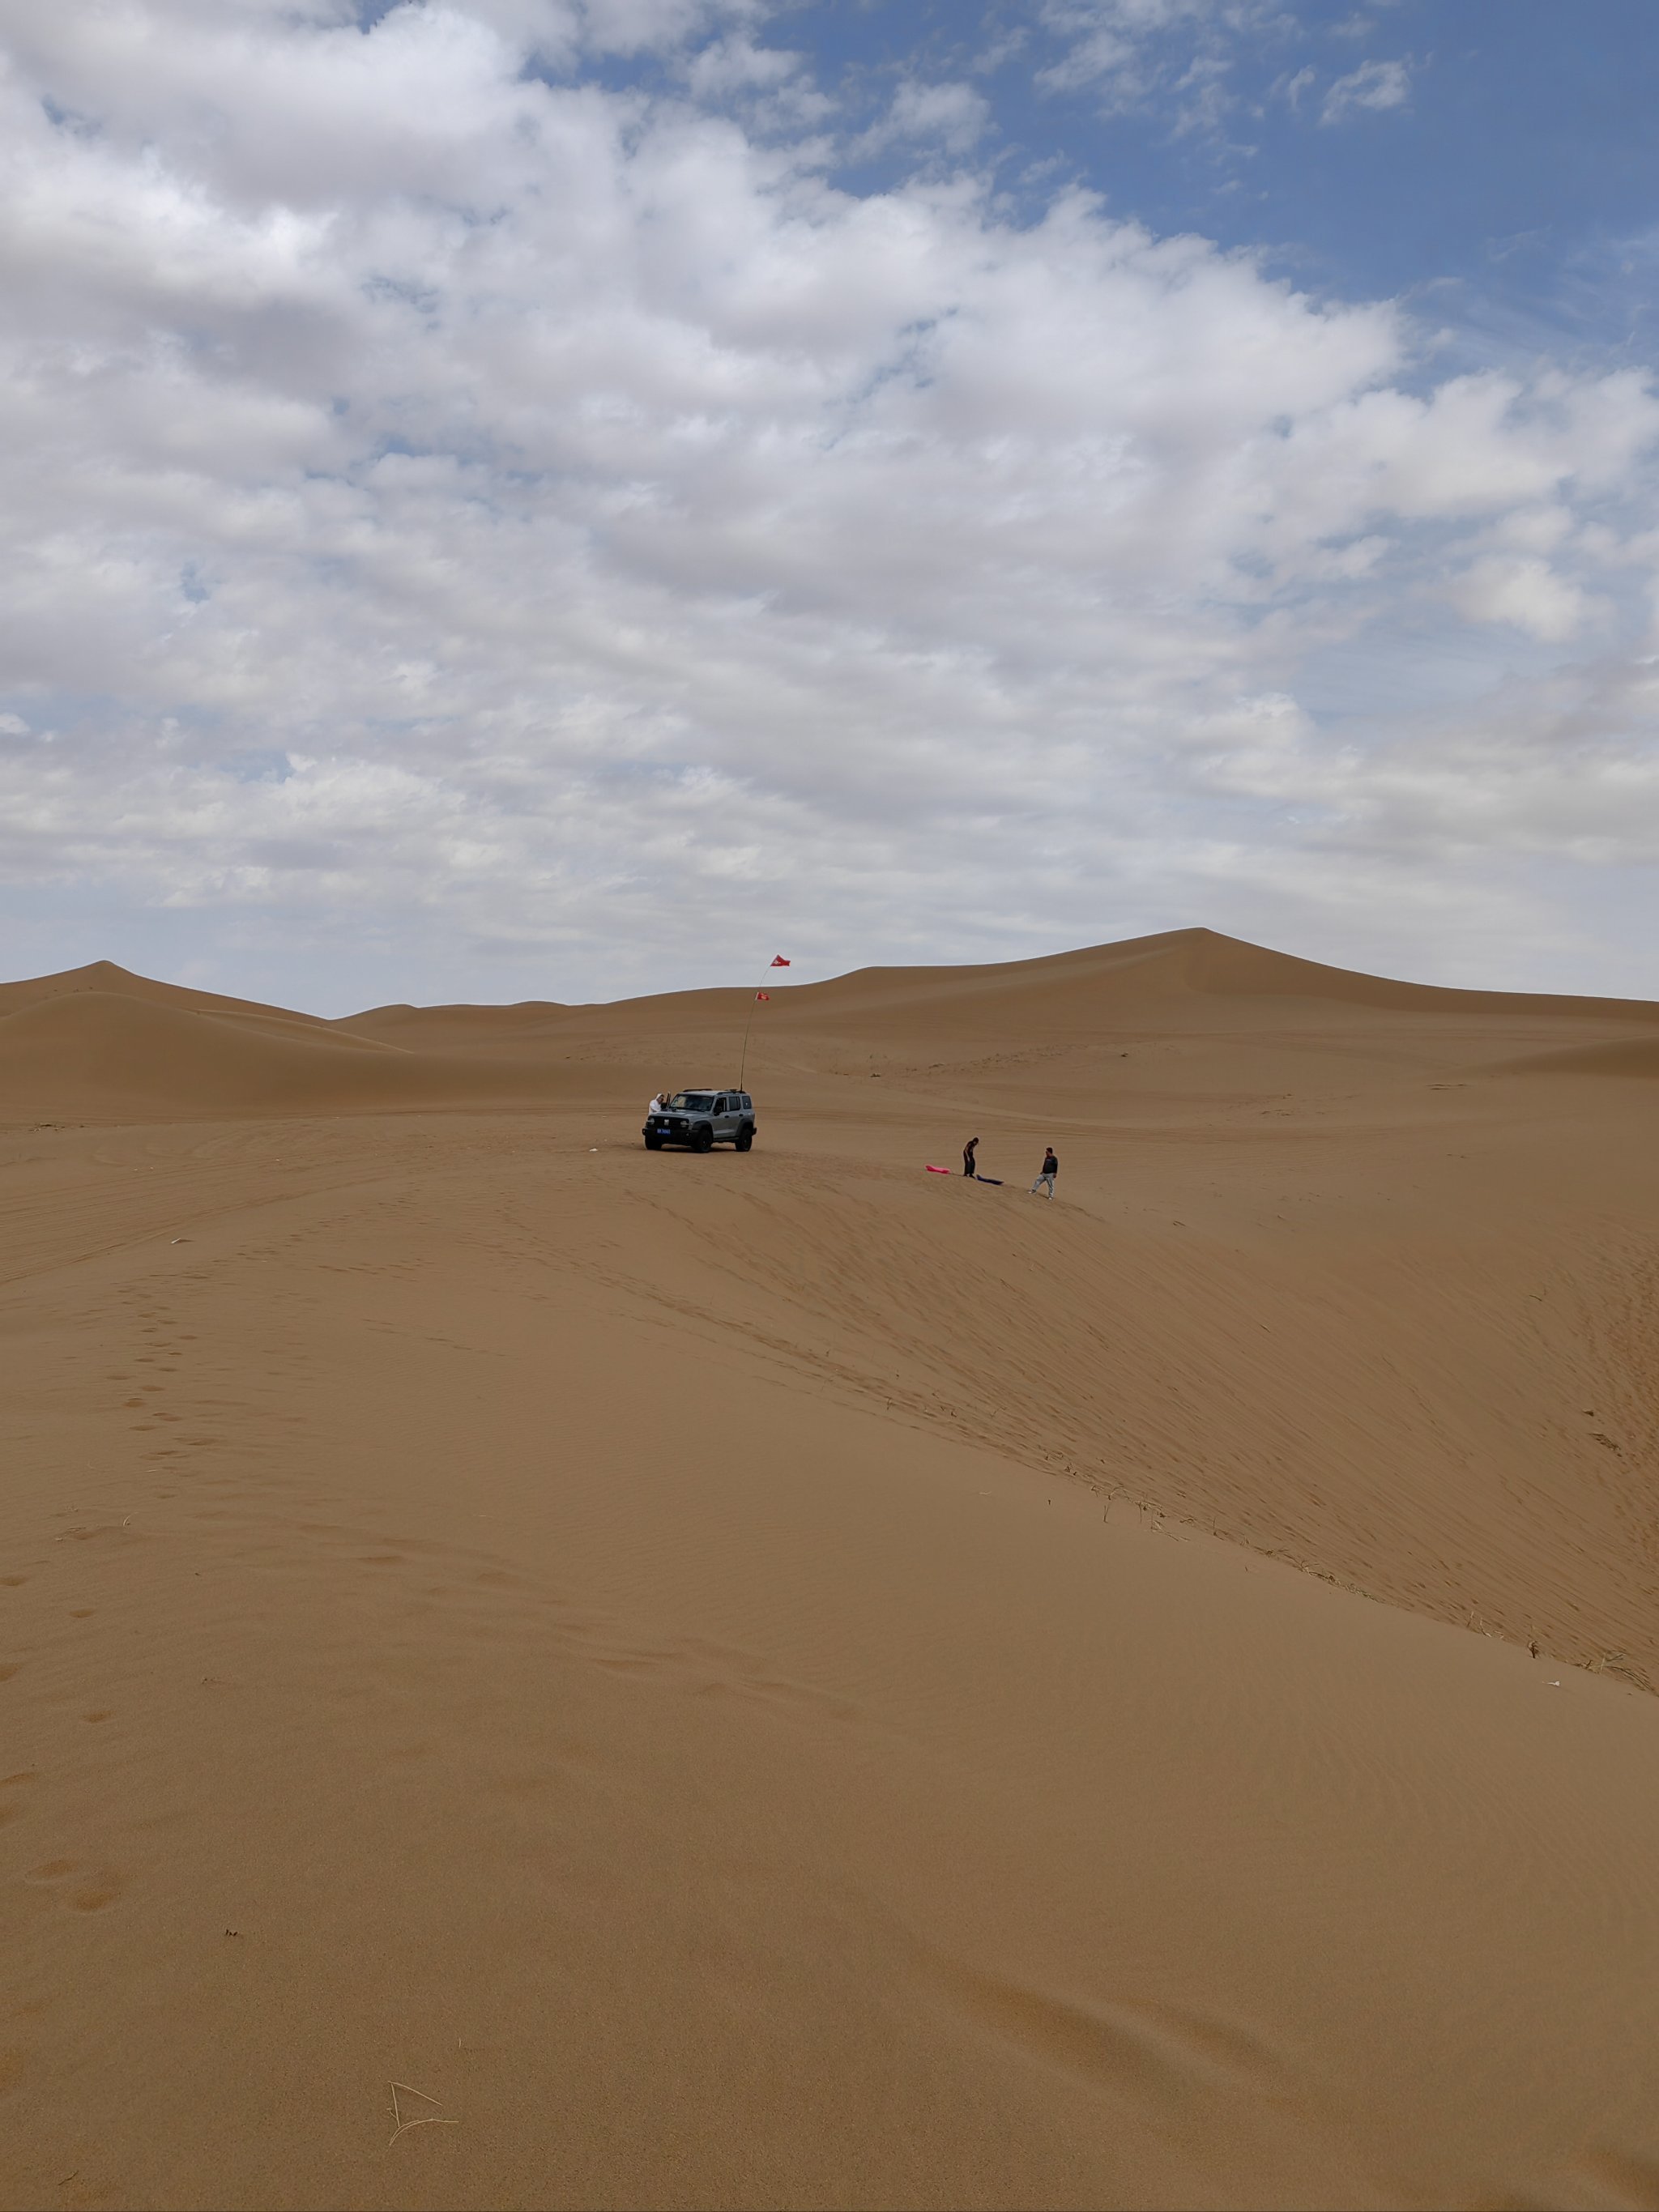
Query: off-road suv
[{"left": 643, "top": 1089, "right": 757, "bottom": 1153}]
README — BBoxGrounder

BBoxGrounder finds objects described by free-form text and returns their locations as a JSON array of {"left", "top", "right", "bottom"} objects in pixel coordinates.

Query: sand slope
[
  {"left": 0, "top": 991, "right": 573, "bottom": 1119},
  {"left": 1499, "top": 1036, "right": 1659, "bottom": 1077},
  {"left": 0, "top": 959, "right": 332, "bottom": 1027},
  {"left": 5, "top": 934, "right": 1659, "bottom": 2207},
  {"left": 341, "top": 927, "right": 1659, "bottom": 1051}
]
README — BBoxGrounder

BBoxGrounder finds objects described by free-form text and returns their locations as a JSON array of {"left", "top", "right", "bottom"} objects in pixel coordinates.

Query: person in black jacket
[
  {"left": 962, "top": 1136, "right": 980, "bottom": 1180},
  {"left": 1030, "top": 1146, "right": 1058, "bottom": 1200}
]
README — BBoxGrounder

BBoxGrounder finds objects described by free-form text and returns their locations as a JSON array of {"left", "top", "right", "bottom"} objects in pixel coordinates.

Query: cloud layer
[{"left": 1, "top": 0, "right": 1657, "bottom": 1004}]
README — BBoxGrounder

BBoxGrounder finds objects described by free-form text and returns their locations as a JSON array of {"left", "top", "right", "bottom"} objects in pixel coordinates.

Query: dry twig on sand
[{"left": 388, "top": 2082, "right": 460, "bottom": 2150}]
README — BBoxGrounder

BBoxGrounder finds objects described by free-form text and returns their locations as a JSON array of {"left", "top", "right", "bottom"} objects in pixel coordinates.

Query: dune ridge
[
  {"left": 339, "top": 926, "right": 1659, "bottom": 1051},
  {"left": 0, "top": 989, "right": 566, "bottom": 1119},
  {"left": 0, "top": 958, "right": 330, "bottom": 1026}
]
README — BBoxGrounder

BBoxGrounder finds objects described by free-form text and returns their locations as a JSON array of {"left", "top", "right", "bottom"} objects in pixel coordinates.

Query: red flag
[
  {"left": 754, "top": 991, "right": 770, "bottom": 1002},
  {"left": 770, "top": 955, "right": 791, "bottom": 967}
]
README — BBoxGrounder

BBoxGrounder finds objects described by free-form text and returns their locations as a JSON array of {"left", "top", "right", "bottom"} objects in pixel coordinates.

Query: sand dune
[
  {"left": 780, "top": 923, "right": 1659, "bottom": 1027},
  {"left": 0, "top": 958, "right": 331, "bottom": 1027},
  {"left": 0, "top": 990, "right": 573, "bottom": 1120},
  {"left": 5, "top": 932, "right": 1659, "bottom": 2208},
  {"left": 334, "top": 998, "right": 577, "bottom": 1053},
  {"left": 339, "top": 926, "right": 1659, "bottom": 1056}
]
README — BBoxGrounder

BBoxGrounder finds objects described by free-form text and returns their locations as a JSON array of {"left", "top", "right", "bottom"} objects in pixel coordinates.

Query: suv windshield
[{"left": 668, "top": 1093, "right": 717, "bottom": 1111}]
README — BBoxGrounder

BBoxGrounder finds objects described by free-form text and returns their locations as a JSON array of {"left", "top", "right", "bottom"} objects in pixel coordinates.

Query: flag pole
[
  {"left": 738, "top": 995, "right": 756, "bottom": 1089},
  {"left": 740, "top": 957, "right": 790, "bottom": 1089}
]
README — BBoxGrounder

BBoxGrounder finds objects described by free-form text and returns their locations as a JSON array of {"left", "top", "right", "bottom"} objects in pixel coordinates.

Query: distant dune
[
  {"left": 339, "top": 926, "right": 1659, "bottom": 1055},
  {"left": 0, "top": 957, "right": 332, "bottom": 1027},
  {"left": 8, "top": 931, "right": 1655, "bottom": 1123},
  {"left": 773, "top": 925, "right": 1659, "bottom": 1026},
  {"left": 0, "top": 979, "right": 565, "bottom": 1119},
  {"left": 5, "top": 931, "right": 1659, "bottom": 2209}
]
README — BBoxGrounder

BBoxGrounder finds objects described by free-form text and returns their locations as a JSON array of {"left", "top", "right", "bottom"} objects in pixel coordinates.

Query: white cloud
[
  {"left": 1034, "top": 0, "right": 1277, "bottom": 107},
  {"left": 1320, "top": 56, "right": 1411, "bottom": 123},
  {"left": 0, "top": 0, "right": 1654, "bottom": 1005},
  {"left": 1282, "top": 64, "right": 1316, "bottom": 109},
  {"left": 1198, "top": 657, "right": 1659, "bottom": 871},
  {"left": 1448, "top": 556, "right": 1591, "bottom": 643},
  {"left": 1027, "top": 6, "right": 1415, "bottom": 147},
  {"left": 682, "top": 33, "right": 800, "bottom": 99},
  {"left": 855, "top": 79, "right": 992, "bottom": 159}
]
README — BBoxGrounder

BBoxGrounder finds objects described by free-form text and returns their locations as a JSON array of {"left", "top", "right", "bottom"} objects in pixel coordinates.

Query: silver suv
[{"left": 644, "top": 1089, "right": 757, "bottom": 1153}]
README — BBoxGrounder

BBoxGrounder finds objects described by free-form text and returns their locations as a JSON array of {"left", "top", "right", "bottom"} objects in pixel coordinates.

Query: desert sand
[{"left": 5, "top": 927, "right": 1659, "bottom": 2210}]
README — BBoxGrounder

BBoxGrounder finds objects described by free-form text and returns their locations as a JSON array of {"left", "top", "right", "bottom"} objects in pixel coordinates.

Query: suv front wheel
[{"left": 693, "top": 1123, "right": 714, "bottom": 1153}]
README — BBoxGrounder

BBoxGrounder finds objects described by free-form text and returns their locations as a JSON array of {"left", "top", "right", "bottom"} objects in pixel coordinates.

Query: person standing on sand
[
  {"left": 962, "top": 1136, "right": 980, "bottom": 1181},
  {"left": 649, "top": 1089, "right": 670, "bottom": 1115},
  {"left": 1030, "top": 1146, "right": 1058, "bottom": 1200}
]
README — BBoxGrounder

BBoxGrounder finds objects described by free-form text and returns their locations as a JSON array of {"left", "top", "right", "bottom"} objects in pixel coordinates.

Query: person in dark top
[
  {"left": 962, "top": 1136, "right": 980, "bottom": 1180},
  {"left": 1030, "top": 1146, "right": 1058, "bottom": 1200}
]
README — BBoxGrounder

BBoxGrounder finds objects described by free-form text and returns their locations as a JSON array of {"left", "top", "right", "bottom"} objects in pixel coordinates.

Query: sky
[{"left": 2, "top": 0, "right": 1657, "bottom": 1012}]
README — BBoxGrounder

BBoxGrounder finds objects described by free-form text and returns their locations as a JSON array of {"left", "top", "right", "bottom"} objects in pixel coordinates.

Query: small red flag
[
  {"left": 770, "top": 955, "right": 790, "bottom": 967},
  {"left": 754, "top": 991, "right": 770, "bottom": 1002}
]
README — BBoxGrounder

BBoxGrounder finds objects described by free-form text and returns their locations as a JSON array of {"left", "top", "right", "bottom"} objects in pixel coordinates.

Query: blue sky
[
  {"left": 0, "top": 0, "right": 1656, "bottom": 1009},
  {"left": 813, "top": 3, "right": 1659, "bottom": 304}
]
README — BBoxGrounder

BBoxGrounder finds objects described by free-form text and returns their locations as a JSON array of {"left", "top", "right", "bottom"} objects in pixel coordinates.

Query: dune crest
[
  {"left": 0, "top": 988, "right": 572, "bottom": 1119},
  {"left": 0, "top": 957, "right": 328, "bottom": 1026},
  {"left": 339, "top": 927, "right": 1659, "bottom": 1053}
]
